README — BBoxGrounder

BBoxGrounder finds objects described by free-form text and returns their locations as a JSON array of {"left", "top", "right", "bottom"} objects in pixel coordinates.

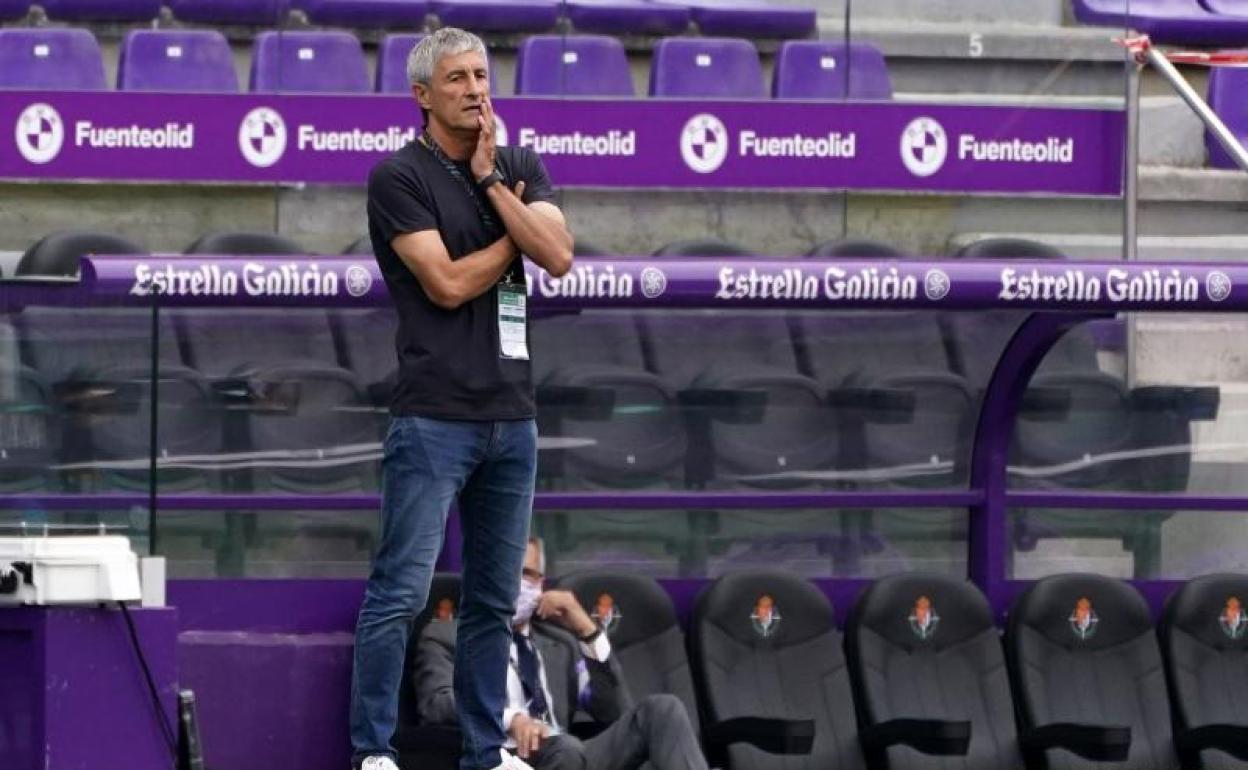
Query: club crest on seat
[
  {"left": 909, "top": 595, "right": 939, "bottom": 640},
  {"left": 1069, "top": 597, "right": 1098, "bottom": 641},
  {"left": 751, "top": 594, "right": 781, "bottom": 638},
  {"left": 592, "top": 592, "right": 621, "bottom": 634},
  {"left": 1221, "top": 597, "right": 1246, "bottom": 640},
  {"left": 433, "top": 596, "right": 456, "bottom": 622}
]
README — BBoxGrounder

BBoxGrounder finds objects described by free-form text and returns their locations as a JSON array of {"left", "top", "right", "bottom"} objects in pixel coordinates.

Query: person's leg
[
  {"left": 350, "top": 416, "right": 487, "bottom": 764},
  {"left": 454, "top": 418, "right": 538, "bottom": 770},
  {"left": 527, "top": 735, "right": 588, "bottom": 770},
  {"left": 582, "top": 694, "right": 709, "bottom": 770}
]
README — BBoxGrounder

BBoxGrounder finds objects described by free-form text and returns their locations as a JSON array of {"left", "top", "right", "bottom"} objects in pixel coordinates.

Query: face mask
[{"left": 512, "top": 580, "right": 542, "bottom": 626}]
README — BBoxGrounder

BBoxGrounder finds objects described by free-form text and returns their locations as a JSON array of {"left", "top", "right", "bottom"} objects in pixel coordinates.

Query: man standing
[
  {"left": 350, "top": 28, "right": 573, "bottom": 770},
  {"left": 416, "top": 539, "right": 710, "bottom": 770}
]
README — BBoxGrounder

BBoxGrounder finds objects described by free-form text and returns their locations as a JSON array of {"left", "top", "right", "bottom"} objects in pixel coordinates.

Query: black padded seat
[
  {"left": 955, "top": 237, "right": 1068, "bottom": 262},
  {"left": 16, "top": 230, "right": 144, "bottom": 277},
  {"left": 1006, "top": 573, "right": 1176, "bottom": 770},
  {"left": 396, "top": 573, "right": 462, "bottom": 770},
  {"left": 555, "top": 571, "right": 700, "bottom": 734},
  {"left": 691, "top": 569, "right": 865, "bottom": 770},
  {"left": 805, "top": 239, "right": 907, "bottom": 259},
  {"left": 531, "top": 309, "right": 684, "bottom": 489},
  {"left": 846, "top": 573, "right": 1021, "bottom": 769},
  {"left": 343, "top": 236, "right": 374, "bottom": 256},
  {"left": 653, "top": 240, "right": 755, "bottom": 258},
  {"left": 184, "top": 230, "right": 306, "bottom": 256},
  {"left": 15, "top": 232, "right": 216, "bottom": 492},
  {"left": 528, "top": 307, "right": 693, "bottom": 571},
  {"left": 1160, "top": 573, "right": 1248, "bottom": 770},
  {"left": 638, "top": 304, "right": 835, "bottom": 489},
  {"left": 0, "top": 320, "right": 56, "bottom": 494},
  {"left": 177, "top": 232, "right": 376, "bottom": 493},
  {"left": 572, "top": 239, "right": 614, "bottom": 257}
]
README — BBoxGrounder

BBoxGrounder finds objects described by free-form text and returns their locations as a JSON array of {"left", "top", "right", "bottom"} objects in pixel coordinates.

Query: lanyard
[
  {"left": 420, "top": 131, "right": 516, "bottom": 249},
  {"left": 420, "top": 132, "right": 519, "bottom": 284}
]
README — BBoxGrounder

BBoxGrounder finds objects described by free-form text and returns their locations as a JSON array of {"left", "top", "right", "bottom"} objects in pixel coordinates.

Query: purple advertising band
[
  {"left": 1, "top": 91, "right": 1124, "bottom": 194},
  {"left": 68, "top": 255, "right": 1247, "bottom": 311}
]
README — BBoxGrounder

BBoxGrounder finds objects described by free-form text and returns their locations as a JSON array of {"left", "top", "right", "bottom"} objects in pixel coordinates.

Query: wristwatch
[
  {"left": 476, "top": 169, "right": 504, "bottom": 192},
  {"left": 578, "top": 626, "right": 603, "bottom": 644}
]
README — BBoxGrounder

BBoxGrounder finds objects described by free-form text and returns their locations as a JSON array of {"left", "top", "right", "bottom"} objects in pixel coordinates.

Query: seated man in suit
[{"left": 416, "top": 537, "right": 708, "bottom": 770}]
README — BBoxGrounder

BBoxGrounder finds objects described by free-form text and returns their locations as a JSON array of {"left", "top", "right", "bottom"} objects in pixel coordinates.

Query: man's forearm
[
  {"left": 486, "top": 185, "right": 573, "bottom": 277},
  {"left": 419, "top": 235, "right": 517, "bottom": 309}
]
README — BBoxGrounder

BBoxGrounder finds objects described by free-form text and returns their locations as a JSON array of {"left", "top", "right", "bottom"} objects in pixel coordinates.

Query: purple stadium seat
[
  {"left": 1206, "top": 65, "right": 1248, "bottom": 169},
  {"left": 118, "top": 30, "right": 238, "bottom": 93},
  {"left": 167, "top": 0, "right": 287, "bottom": 25},
  {"left": 293, "top": 0, "right": 430, "bottom": 27},
  {"left": 0, "top": 28, "right": 106, "bottom": 91},
  {"left": 773, "top": 41, "right": 892, "bottom": 100},
  {"left": 515, "top": 35, "right": 634, "bottom": 96},
  {"left": 374, "top": 33, "right": 501, "bottom": 93},
  {"left": 1203, "top": 0, "right": 1248, "bottom": 15},
  {"left": 1072, "top": 0, "right": 1248, "bottom": 45},
  {"left": 655, "top": 0, "right": 814, "bottom": 37},
  {"left": 377, "top": 33, "right": 423, "bottom": 94},
  {"left": 648, "top": 37, "right": 764, "bottom": 98},
  {"left": 250, "top": 31, "right": 370, "bottom": 94},
  {"left": 0, "top": 1, "right": 28, "bottom": 21},
  {"left": 562, "top": 0, "right": 690, "bottom": 35},
  {"left": 40, "top": 0, "right": 160, "bottom": 21},
  {"left": 430, "top": 0, "right": 559, "bottom": 32}
]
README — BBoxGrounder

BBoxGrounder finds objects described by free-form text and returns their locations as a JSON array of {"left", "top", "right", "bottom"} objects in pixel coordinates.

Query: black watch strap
[
  {"left": 579, "top": 627, "right": 602, "bottom": 644},
  {"left": 476, "top": 170, "right": 504, "bottom": 192}
]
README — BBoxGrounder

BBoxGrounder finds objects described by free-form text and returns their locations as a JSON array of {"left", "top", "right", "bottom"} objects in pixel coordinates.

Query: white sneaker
[
  {"left": 359, "top": 757, "right": 400, "bottom": 770},
  {"left": 491, "top": 748, "right": 535, "bottom": 770}
]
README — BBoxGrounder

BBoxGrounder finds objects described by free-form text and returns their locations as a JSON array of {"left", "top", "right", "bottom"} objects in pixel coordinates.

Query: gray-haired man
[{"left": 349, "top": 27, "right": 573, "bottom": 770}]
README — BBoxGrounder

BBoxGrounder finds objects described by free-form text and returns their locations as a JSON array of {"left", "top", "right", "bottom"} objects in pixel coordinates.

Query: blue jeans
[{"left": 350, "top": 416, "right": 537, "bottom": 770}]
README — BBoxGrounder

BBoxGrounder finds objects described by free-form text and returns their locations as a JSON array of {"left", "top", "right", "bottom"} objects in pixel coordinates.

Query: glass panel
[
  {"left": 536, "top": 507, "right": 966, "bottom": 579},
  {"left": 1134, "top": 312, "right": 1247, "bottom": 496},
  {"left": 160, "top": 509, "right": 376, "bottom": 579},
  {"left": 1009, "top": 313, "right": 1234, "bottom": 495},
  {"left": 1008, "top": 311, "right": 1242, "bottom": 579},
  {"left": 2, "top": 507, "right": 153, "bottom": 551},
  {"left": 158, "top": 307, "right": 384, "bottom": 495},
  {"left": 0, "top": 290, "right": 160, "bottom": 551},
  {"left": 1010, "top": 509, "right": 1248, "bottom": 582},
  {"left": 534, "top": 308, "right": 991, "bottom": 492}
]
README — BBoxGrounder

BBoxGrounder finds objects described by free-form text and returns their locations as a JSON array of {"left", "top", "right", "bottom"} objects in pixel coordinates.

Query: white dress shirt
[{"left": 501, "top": 625, "right": 612, "bottom": 748}]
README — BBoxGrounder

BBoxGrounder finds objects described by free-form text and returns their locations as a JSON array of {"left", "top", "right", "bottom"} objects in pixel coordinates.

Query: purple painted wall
[{"left": 0, "top": 607, "right": 179, "bottom": 770}]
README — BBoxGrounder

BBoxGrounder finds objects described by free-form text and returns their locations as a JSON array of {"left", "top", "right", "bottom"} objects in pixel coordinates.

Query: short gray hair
[{"left": 407, "top": 27, "right": 488, "bottom": 87}]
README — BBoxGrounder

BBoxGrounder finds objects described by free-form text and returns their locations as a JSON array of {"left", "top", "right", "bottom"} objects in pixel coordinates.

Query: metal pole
[
  {"left": 1122, "top": 57, "right": 1140, "bottom": 390},
  {"left": 1146, "top": 46, "right": 1248, "bottom": 172},
  {"left": 1123, "top": 59, "right": 1140, "bottom": 262}
]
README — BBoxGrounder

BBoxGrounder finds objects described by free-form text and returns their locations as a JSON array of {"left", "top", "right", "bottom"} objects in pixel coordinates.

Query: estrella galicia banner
[
  {"left": 72, "top": 256, "right": 1243, "bottom": 311},
  {"left": 1, "top": 92, "right": 1124, "bottom": 195}
]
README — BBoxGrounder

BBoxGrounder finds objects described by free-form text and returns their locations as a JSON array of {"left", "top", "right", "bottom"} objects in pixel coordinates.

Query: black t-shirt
[{"left": 367, "top": 141, "right": 556, "bottom": 420}]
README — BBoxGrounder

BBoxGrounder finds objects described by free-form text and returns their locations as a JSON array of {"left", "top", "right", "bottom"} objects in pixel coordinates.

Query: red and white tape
[{"left": 1116, "top": 33, "right": 1248, "bottom": 66}]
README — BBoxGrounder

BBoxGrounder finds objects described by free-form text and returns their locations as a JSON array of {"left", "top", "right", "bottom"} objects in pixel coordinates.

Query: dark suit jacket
[{"left": 414, "top": 618, "right": 632, "bottom": 732}]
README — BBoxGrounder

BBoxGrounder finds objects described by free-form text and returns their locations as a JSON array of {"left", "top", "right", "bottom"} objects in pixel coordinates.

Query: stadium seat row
[
  {"left": 1074, "top": 0, "right": 1248, "bottom": 46},
  {"left": 0, "top": 0, "right": 814, "bottom": 38},
  {"left": 0, "top": 27, "right": 892, "bottom": 99},
  {"left": 401, "top": 569, "right": 1248, "bottom": 770}
]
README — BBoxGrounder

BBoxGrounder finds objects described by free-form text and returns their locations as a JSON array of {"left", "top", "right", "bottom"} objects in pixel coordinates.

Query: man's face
[
  {"left": 415, "top": 49, "right": 490, "bottom": 134},
  {"left": 521, "top": 541, "right": 544, "bottom": 588}
]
